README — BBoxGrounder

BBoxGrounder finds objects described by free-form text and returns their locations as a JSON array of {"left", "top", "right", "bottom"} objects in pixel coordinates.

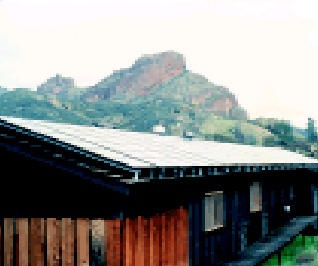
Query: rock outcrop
[
  {"left": 37, "top": 74, "right": 75, "bottom": 96},
  {"left": 82, "top": 51, "right": 186, "bottom": 102}
]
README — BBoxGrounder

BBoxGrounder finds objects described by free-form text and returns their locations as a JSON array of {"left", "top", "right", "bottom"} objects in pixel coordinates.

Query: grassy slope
[
  {"left": 0, "top": 77, "right": 317, "bottom": 159},
  {"left": 201, "top": 115, "right": 274, "bottom": 146},
  {"left": 261, "top": 234, "right": 318, "bottom": 266}
]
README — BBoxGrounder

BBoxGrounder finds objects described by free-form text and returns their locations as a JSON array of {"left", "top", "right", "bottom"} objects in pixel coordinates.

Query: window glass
[
  {"left": 250, "top": 182, "right": 262, "bottom": 212},
  {"left": 204, "top": 191, "right": 224, "bottom": 231}
]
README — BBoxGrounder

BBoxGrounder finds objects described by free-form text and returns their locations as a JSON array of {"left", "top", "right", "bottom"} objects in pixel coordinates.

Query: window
[
  {"left": 250, "top": 182, "right": 262, "bottom": 212},
  {"left": 204, "top": 191, "right": 224, "bottom": 231}
]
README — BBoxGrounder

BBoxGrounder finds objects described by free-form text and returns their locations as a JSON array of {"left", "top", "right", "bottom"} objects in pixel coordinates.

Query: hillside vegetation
[{"left": 0, "top": 51, "right": 317, "bottom": 160}]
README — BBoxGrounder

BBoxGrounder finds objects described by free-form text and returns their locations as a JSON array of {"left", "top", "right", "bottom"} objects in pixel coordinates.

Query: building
[{"left": 0, "top": 115, "right": 318, "bottom": 266}]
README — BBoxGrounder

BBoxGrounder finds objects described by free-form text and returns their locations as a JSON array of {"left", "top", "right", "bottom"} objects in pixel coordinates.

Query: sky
[{"left": 0, "top": 0, "right": 317, "bottom": 129}]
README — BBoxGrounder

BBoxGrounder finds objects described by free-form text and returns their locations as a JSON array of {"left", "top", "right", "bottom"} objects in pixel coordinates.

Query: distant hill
[
  {"left": 37, "top": 74, "right": 75, "bottom": 95},
  {"left": 0, "top": 51, "right": 317, "bottom": 159}
]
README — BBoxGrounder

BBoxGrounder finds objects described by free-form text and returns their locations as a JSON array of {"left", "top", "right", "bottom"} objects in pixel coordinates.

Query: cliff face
[
  {"left": 80, "top": 50, "right": 244, "bottom": 119},
  {"left": 37, "top": 74, "right": 75, "bottom": 95},
  {"left": 82, "top": 51, "right": 186, "bottom": 102},
  {"left": 34, "top": 51, "right": 246, "bottom": 120},
  {"left": 208, "top": 94, "right": 238, "bottom": 117}
]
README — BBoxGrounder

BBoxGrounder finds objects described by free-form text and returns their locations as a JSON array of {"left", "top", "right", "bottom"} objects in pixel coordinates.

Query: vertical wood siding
[
  {"left": 46, "top": 218, "right": 60, "bottom": 266},
  {"left": 0, "top": 208, "right": 188, "bottom": 266},
  {"left": 3, "top": 218, "right": 14, "bottom": 266},
  {"left": 77, "top": 218, "right": 89, "bottom": 266},
  {"left": 30, "top": 218, "right": 45, "bottom": 266},
  {"left": 62, "top": 218, "right": 74, "bottom": 266},
  {"left": 16, "top": 218, "right": 28, "bottom": 266}
]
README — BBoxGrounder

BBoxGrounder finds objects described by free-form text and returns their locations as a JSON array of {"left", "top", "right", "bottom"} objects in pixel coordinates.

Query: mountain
[
  {"left": 0, "top": 51, "right": 317, "bottom": 159},
  {"left": 81, "top": 51, "right": 246, "bottom": 120},
  {"left": 82, "top": 51, "right": 186, "bottom": 102},
  {"left": 37, "top": 74, "right": 76, "bottom": 96},
  {"left": 150, "top": 70, "right": 247, "bottom": 120}
]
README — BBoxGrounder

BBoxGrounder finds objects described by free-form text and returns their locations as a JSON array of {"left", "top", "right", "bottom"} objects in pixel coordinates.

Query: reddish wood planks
[
  {"left": 123, "top": 218, "right": 133, "bottom": 266},
  {"left": 136, "top": 216, "right": 144, "bottom": 266},
  {"left": 61, "top": 218, "right": 74, "bottom": 266},
  {"left": 76, "top": 218, "right": 89, "bottom": 266},
  {"left": 47, "top": 218, "right": 61, "bottom": 266},
  {"left": 30, "top": 218, "right": 45, "bottom": 266},
  {"left": 182, "top": 207, "right": 189, "bottom": 265},
  {"left": 144, "top": 218, "right": 150, "bottom": 266},
  {"left": 3, "top": 218, "right": 14, "bottom": 266},
  {"left": 106, "top": 219, "right": 122, "bottom": 266},
  {"left": 0, "top": 207, "right": 189, "bottom": 266},
  {"left": 114, "top": 219, "right": 122, "bottom": 266},
  {"left": 16, "top": 218, "right": 29, "bottom": 266},
  {"left": 149, "top": 217, "right": 155, "bottom": 266}
]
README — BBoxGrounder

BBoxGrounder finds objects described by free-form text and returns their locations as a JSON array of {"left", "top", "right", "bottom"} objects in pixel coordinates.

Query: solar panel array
[{"left": 1, "top": 116, "right": 318, "bottom": 168}]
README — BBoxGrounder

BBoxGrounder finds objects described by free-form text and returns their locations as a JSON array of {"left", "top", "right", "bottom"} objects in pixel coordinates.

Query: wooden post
[
  {"left": 136, "top": 216, "right": 144, "bottom": 266},
  {"left": 30, "top": 218, "right": 45, "bottom": 266},
  {"left": 184, "top": 207, "right": 189, "bottom": 266},
  {"left": 16, "top": 218, "right": 28, "bottom": 266},
  {"left": 153, "top": 216, "right": 160, "bottom": 266},
  {"left": 124, "top": 218, "right": 133, "bottom": 266},
  {"left": 106, "top": 219, "right": 121, "bottom": 266},
  {"left": 144, "top": 217, "right": 150, "bottom": 266},
  {"left": 47, "top": 218, "right": 61, "bottom": 266},
  {"left": 176, "top": 208, "right": 182, "bottom": 265},
  {"left": 114, "top": 219, "right": 122, "bottom": 266},
  {"left": 77, "top": 219, "right": 89, "bottom": 266},
  {"left": 165, "top": 211, "right": 172, "bottom": 266},
  {"left": 172, "top": 210, "right": 177, "bottom": 266},
  {"left": 149, "top": 217, "right": 155, "bottom": 266},
  {"left": 61, "top": 218, "right": 74, "bottom": 266},
  {"left": 3, "top": 218, "right": 14, "bottom": 266},
  {"left": 167, "top": 212, "right": 174, "bottom": 266},
  {"left": 161, "top": 213, "right": 166, "bottom": 266}
]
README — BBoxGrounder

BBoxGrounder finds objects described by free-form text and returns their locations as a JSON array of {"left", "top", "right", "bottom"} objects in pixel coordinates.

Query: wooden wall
[
  {"left": 0, "top": 207, "right": 189, "bottom": 266},
  {"left": 188, "top": 185, "right": 251, "bottom": 266}
]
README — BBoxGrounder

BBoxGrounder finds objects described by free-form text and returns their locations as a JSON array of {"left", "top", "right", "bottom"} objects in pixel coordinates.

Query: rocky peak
[
  {"left": 83, "top": 51, "right": 186, "bottom": 102},
  {"left": 37, "top": 73, "right": 75, "bottom": 95}
]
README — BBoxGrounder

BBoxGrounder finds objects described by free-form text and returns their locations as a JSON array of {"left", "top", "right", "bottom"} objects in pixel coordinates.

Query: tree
[
  {"left": 306, "top": 117, "right": 318, "bottom": 142},
  {"left": 266, "top": 119, "right": 295, "bottom": 147}
]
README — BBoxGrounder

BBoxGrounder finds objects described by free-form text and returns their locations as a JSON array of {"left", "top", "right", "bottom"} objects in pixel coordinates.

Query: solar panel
[{"left": 1, "top": 116, "right": 318, "bottom": 168}]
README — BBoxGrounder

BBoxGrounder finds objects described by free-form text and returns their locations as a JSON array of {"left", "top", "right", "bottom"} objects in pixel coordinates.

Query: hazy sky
[{"left": 0, "top": 0, "right": 317, "bottom": 128}]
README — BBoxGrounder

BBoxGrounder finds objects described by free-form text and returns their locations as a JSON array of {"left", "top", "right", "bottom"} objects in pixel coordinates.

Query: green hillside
[
  {"left": 0, "top": 86, "right": 7, "bottom": 96},
  {"left": 1, "top": 85, "right": 317, "bottom": 160},
  {"left": 1, "top": 50, "right": 317, "bottom": 160}
]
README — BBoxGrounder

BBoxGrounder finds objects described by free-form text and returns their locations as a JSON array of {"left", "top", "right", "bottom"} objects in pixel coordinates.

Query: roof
[{"left": 1, "top": 116, "right": 318, "bottom": 170}]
